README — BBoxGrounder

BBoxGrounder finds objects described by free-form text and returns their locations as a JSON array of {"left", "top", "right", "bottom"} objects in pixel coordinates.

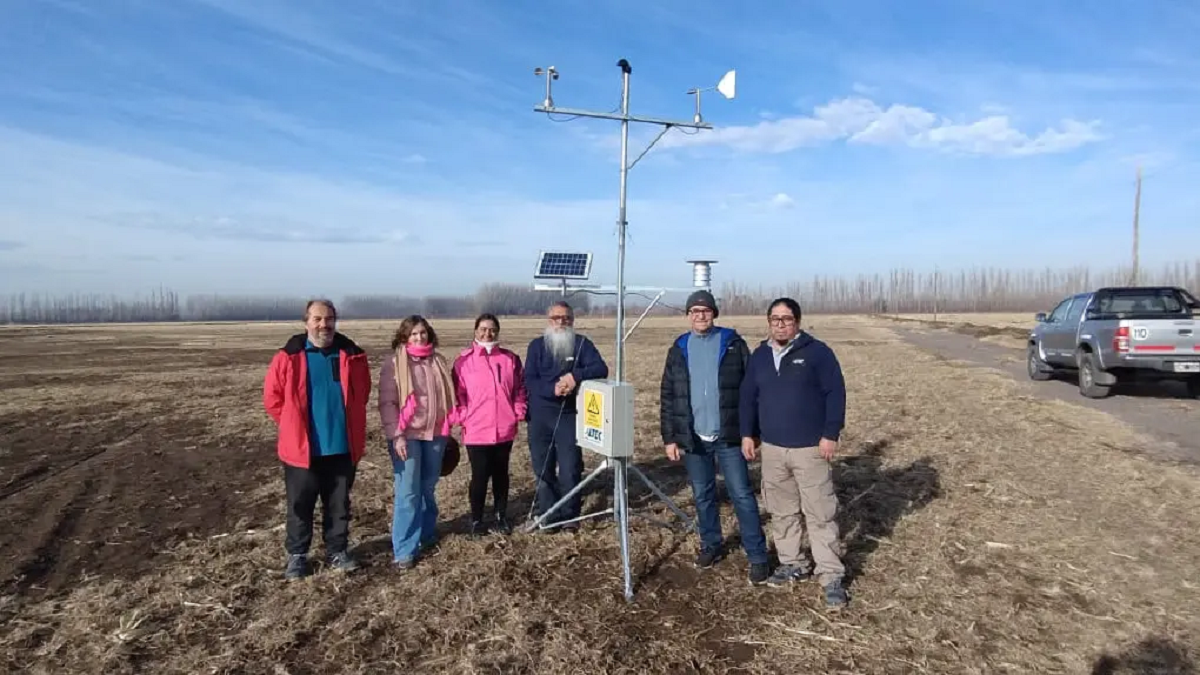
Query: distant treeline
[{"left": 2, "top": 260, "right": 1198, "bottom": 325}]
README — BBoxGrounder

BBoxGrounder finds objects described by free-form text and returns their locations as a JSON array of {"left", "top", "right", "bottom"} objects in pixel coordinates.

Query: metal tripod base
[{"left": 523, "top": 455, "right": 694, "bottom": 601}]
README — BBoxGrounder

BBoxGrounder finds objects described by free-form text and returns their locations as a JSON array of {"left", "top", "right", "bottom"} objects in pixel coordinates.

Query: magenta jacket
[{"left": 451, "top": 342, "right": 528, "bottom": 445}]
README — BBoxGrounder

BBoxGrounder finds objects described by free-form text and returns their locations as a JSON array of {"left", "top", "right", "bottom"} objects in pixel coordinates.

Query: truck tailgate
[{"left": 1124, "top": 318, "right": 1200, "bottom": 371}]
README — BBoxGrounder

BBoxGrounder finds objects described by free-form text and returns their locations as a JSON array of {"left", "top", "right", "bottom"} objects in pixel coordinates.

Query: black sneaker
[
  {"left": 493, "top": 515, "right": 512, "bottom": 536},
  {"left": 694, "top": 547, "right": 725, "bottom": 569},
  {"left": 823, "top": 579, "right": 849, "bottom": 609},
  {"left": 748, "top": 562, "right": 771, "bottom": 586},
  {"left": 766, "top": 564, "right": 811, "bottom": 587},
  {"left": 469, "top": 520, "right": 489, "bottom": 538},
  {"left": 284, "top": 553, "right": 309, "bottom": 580},
  {"left": 326, "top": 550, "right": 360, "bottom": 573}
]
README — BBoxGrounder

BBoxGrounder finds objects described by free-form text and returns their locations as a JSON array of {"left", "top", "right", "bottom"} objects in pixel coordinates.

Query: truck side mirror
[{"left": 1034, "top": 312, "right": 1047, "bottom": 322}]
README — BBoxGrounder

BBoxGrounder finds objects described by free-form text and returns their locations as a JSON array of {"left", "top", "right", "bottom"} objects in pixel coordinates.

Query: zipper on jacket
[{"left": 489, "top": 352, "right": 499, "bottom": 434}]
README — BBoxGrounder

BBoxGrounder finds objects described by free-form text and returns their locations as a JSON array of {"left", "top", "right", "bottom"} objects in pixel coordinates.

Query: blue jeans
[
  {"left": 389, "top": 437, "right": 446, "bottom": 562},
  {"left": 683, "top": 440, "right": 769, "bottom": 565}
]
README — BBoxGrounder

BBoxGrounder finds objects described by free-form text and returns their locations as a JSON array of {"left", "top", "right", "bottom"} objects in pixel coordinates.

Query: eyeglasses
[
  {"left": 688, "top": 308, "right": 713, "bottom": 316},
  {"left": 768, "top": 315, "right": 796, "bottom": 326},
  {"left": 549, "top": 314, "right": 572, "bottom": 324}
]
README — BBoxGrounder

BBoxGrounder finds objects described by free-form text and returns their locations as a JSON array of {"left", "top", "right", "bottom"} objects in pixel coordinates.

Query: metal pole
[
  {"left": 614, "top": 59, "right": 634, "bottom": 602},
  {"left": 616, "top": 455, "right": 633, "bottom": 600},
  {"left": 1131, "top": 165, "right": 1142, "bottom": 285},
  {"left": 615, "top": 59, "right": 631, "bottom": 383}
]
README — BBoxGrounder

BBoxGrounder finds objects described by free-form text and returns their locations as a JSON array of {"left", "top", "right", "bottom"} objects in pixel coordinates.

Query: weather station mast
[{"left": 524, "top": 59, "right": 737, "bottom": 601}]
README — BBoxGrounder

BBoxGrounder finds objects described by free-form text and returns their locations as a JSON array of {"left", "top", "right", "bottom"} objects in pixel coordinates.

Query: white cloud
[
  {"left": 769, "top": 192, "right": 795, "bottom": 209},
  {"left": 912, "top": 117, "right": 1102, "bottom": 156},
  {"left": 4, "top": 117, "right": 1198, "bottom": 298},
  {"left": 716, "top": 191, "right": 798, "bottom": 213},
  {"left": 185, "top": 0, "right": 524, "bottom": 102},
  {"left": 97, "top": 212, "right": 418, "bottom": 245},
  {"left": 661, "top": 96, "right": 1103, "bottom": 156}
]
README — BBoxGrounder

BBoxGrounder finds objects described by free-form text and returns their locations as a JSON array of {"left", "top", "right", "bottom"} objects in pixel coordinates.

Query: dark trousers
[
  {"left": 283, "top": 453, "right": 356, "bottom": 555},
  {"left": 527, "top": 411, "right": 583, "bottom": 522},
  {"left": 467, "top": 441, "right": 513, "bottom": 521}
]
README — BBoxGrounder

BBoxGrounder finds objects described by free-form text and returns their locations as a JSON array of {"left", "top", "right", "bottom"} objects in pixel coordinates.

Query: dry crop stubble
[
  {"left": 889, "top": 313, "right": 1037, "bottom": 330},
  {"left": 881, "top": 313, "right": 1036, "bottom": 350},
  {"left": 1, "top": 315, "right": 1198, "bottom": 673}
]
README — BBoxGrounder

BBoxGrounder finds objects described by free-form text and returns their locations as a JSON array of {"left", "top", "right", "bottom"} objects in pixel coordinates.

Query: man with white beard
[{"left": 523, "top": 300, "right": 609, "bottom": 529}]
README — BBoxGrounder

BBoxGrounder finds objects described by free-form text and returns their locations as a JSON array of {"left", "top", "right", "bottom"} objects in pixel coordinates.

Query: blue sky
[{"left": 1, "top": 0, "right": 1198, "bottom": 297}]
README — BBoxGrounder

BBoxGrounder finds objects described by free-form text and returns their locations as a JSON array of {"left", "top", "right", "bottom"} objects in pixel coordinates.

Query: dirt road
[{"left": 893, "top": 326, "right": 1200, "bottom": 465}]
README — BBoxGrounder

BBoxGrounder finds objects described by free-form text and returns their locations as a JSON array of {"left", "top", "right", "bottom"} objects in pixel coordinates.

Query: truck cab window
[{"left": 1048, "top": 299, "right": 1072, "bottom": 323}]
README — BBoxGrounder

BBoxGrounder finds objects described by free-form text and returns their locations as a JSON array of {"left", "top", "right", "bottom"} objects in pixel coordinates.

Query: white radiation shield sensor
[{"left": 717, "top": 70, "right": 736, "bottom": 99}]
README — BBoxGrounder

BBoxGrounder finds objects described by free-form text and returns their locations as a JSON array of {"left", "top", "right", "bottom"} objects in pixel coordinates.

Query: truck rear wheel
[{"left": 1077, "top": 351, "right": 1112, "bottom": 398}]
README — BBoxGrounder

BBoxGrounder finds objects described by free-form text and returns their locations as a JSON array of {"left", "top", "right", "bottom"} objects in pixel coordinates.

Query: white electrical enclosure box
[{"left": 576, "top": 379, "right": 635, "bottom": 458}]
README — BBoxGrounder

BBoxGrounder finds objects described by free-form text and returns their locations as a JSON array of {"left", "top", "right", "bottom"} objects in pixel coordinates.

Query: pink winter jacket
[
  {"left": 378, "top": 353, "right": 459, "bottom": 441},
  {"left": 451, "top": 342, "right": 528, "bottom": 445}
]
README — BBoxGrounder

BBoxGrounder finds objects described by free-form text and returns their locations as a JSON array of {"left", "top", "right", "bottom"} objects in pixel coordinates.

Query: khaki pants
[{"left": 760, "top": 442, "right": 844, "bottom": 584}]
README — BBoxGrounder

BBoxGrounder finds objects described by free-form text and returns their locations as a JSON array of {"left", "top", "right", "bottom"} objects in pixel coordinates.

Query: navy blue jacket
[
  {"left": 524, "top": 334, "right": 609, "bottom": 417},
  {"left": 739, "top": 331, "right": 846, "bottom": 447}
]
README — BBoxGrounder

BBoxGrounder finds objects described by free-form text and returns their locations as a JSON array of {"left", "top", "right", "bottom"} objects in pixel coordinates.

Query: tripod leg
[
  {"left": 524, "top": 460, "right": 609, "bottom": 532},
  {"left": 628, "top": 463, "right": 694, "bottom": 532}
]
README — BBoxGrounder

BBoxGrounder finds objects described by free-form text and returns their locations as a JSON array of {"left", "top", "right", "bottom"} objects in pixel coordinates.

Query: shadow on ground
[
  {"left": 1040, "top": 369, "right": 1197, "bottom": 400},
  {"left": 1092, "top": 637, "right": 1195, "bottom": 674},
  {"left": 349, "top": 438, "right": 943, "bottom": 592},
  {"left": 833, "top": 437, "right": 941, "bottom": 585},
  {"left": 555, "top": 438, "right": 943, "bottom": 589}
]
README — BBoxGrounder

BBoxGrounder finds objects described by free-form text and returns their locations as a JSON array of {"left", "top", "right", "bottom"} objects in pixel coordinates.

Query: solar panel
[{"left": 534, "top": 251, "right": 593, "bottom": 280}]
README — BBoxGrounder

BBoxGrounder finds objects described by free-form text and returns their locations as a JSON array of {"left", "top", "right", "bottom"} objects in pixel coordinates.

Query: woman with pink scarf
[
  {"left": 451, "top": 313, "right": 528, "bottom": 536},
  {"left": 378, "top": 314, "right": 458, "bottom": 569}
]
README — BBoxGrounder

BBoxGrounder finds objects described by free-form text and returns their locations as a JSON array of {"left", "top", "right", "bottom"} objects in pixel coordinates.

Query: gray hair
[
  {"left": 304, "top": 298, "right": 337, "bottom": 320},
  {"left": 548, "top": 299, "right": 573, "bottom": 317}
]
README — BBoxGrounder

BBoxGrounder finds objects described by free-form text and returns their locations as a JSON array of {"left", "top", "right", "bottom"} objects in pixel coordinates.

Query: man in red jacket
[{"left": 263, "top": 299, "right": 371, "bottom": 580}]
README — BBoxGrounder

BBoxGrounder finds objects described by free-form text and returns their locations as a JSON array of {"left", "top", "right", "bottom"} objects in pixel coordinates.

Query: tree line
[
  {"left": 716, "top": 259, "right": 1200, "bottom": 315},
  {"left": 2, "top": 259, "right": 1197, "bottom": 325}
]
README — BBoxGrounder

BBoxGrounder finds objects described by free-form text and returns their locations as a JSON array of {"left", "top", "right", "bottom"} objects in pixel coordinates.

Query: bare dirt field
[{"left": 2, "top": 315, "right": 1199, "bottom": 674}]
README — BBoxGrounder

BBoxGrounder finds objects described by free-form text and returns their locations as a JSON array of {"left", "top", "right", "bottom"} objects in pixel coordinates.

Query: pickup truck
[{"left": 1027, "top": 285, "right": 1200, "bottom": 398}]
